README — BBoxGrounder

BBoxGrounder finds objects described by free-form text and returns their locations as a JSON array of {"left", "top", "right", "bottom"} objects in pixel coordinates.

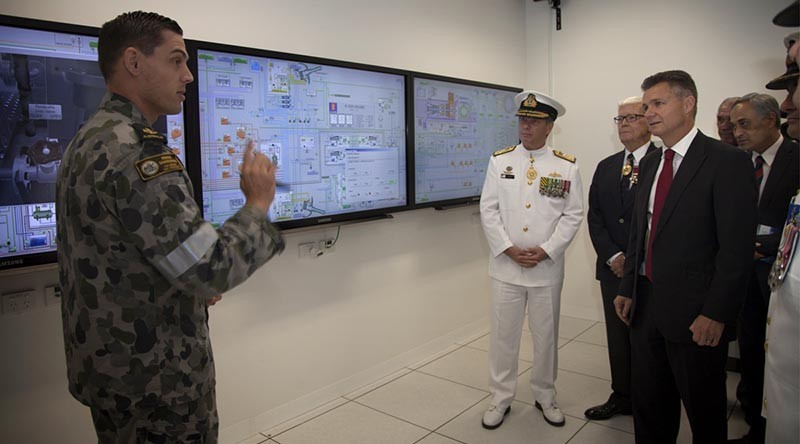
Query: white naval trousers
[{"left": 488, "top": 278, "right": 562, "bottom": 409}]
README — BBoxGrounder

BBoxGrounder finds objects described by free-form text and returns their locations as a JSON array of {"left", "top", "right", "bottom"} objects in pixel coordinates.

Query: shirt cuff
[{"left": 606, "top": 252, "right": 623, "bottom": 265}]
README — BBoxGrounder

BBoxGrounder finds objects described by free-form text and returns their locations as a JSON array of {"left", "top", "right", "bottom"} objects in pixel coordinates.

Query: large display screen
[
  {"left": 0, "top": 16, "right": 185, "bottom": 271},
  {"left": 190, "top": 44, "right": 408, "bottom": 229},
  {"left": 413, "top": 76, "right": 520, "bottom": 207}
]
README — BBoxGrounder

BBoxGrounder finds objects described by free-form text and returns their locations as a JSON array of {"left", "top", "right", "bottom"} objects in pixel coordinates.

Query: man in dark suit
[
  {"left": 727, "top": 93, "right": 799, "bottom": 444},
  {"left": 614, "top": 70, "right": 757, "bottom": 444},
  {"left": 585, "top": 96, "right": 656, "bottom": 421}
]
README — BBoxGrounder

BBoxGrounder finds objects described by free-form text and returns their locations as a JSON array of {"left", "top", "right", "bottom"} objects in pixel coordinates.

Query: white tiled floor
[{"left": 241, "top": 315, "right": 749, "bottom": 444}]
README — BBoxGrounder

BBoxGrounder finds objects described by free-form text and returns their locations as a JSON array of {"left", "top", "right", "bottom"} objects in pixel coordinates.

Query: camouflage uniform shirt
[{"left": 56, "top": 93, "right": 284, "bottom": 411}]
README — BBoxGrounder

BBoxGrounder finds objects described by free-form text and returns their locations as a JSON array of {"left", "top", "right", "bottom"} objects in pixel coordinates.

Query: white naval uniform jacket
[{"left": 480, "top": 144, "right": 584, "bottom": 287}]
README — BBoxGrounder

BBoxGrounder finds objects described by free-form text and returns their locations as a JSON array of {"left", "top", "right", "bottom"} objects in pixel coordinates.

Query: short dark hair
[
  {"left": 641, "top": 70, "right": 698, "bottom": 117},
  {"left": 98, "top": 11, "right": 183, "bottom": 81}
]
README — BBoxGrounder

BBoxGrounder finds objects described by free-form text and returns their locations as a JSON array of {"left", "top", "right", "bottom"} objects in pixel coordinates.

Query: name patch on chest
[{"left": 135, "top": 153, "right": 184, "bottom": 181}]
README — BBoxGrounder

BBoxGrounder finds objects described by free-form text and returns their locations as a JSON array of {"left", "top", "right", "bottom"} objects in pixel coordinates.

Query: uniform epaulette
[
  {"left": 553, "top": 150, "right": 576, "bottom": 163},
  {"left": 493, "top": 146, "right": 516, "bottom": 157},
  {"left": 131, "top": 123, "right": 168, "bottom": 145}
]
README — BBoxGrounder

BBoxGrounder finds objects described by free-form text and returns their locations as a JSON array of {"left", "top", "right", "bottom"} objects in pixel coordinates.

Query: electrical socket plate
[
  {"left": 2, "top": 289, "right": 35, "bottom": 315},
  {"left": 298, "top": 242, "right": 319, "bottom": 258}
]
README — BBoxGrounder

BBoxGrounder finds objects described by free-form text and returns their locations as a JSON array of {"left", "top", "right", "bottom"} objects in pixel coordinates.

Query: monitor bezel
[
  {"left": 0, "top": 14, "right": 101, "bottom": 273},
  {"left": 184, "top": 38, "right": 413, "bottom": 231},
  {"left": 409, "top": 72, "right": 521, "bottom": 210}
]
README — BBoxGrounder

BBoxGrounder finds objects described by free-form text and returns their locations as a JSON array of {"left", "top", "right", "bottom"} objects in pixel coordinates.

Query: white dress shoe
[
  {"left": 481, "top": 404, "right": 511, "bottom": 429},
  {"left": 535, "top": 401, "right": 565, "bottom": 427}
]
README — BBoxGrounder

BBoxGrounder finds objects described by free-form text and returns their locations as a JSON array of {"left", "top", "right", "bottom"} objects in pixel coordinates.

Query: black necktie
[{"left": 620, "top": 153, "right": 635, "bottom": 193}]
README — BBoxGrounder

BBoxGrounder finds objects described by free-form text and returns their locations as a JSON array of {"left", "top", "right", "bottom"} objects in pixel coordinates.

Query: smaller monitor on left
[{"left": 0, "top": 16, "right": 185, "bottom": 271}]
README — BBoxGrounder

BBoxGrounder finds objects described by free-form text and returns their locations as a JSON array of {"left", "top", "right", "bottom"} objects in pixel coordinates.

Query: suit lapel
[
  {"left": 759, "top": 139, "right": 794, "bottom": 209},
  {"left": 636, "top": 149, "right": 660, "bottom": 242},
  {"left": 654, "top": 132, "right": 708, "bottom": 238},
  {"left": 625, "top": 143, "right": 659, "bottom": 212},
  {"left": 620, "top": 143, "right": 657, "bottom": 212}
]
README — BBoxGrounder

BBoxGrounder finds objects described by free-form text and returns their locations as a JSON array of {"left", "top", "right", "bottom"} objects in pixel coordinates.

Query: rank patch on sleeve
[{"left": 135, "top": 153, "right": 184, "bottom": 181}]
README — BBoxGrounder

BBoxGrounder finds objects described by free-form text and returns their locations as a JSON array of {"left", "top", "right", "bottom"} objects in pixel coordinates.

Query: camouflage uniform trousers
[{"left": 89, "top": 389, "right": 218, "bottom": 444}]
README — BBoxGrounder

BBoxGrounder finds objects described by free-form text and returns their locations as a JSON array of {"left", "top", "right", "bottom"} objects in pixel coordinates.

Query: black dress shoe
[{"left": 583, "top": 399, "right": 632, "bottom": 420}]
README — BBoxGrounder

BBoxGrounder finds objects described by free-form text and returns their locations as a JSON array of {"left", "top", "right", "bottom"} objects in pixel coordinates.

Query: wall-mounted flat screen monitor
[
  {"left": 186, "top": 42, "right": 408, "bottom": 229},
  {"left": 0, "top": 15, "right": 185, "bottom": 272},
  {"left": 412, "top": 75, "right": 520, "bottom": 207}
]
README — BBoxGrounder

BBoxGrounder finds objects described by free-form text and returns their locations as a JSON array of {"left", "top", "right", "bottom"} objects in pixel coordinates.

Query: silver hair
[
  {"left": 732, "top": 93, "right": 781, "bottom": 128},
  {"left": 618, "top": 96, "right": 643, "bottom": 107}
]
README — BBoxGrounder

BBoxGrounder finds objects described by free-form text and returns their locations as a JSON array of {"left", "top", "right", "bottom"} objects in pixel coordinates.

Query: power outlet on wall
[{"left": 2, "top": 289, "right": 35, "bottom": 315}]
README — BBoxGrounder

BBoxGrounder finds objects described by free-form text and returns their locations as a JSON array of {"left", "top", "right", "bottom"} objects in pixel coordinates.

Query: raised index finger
[{"left": 243, "top": 139, "right": 255, "bottom": 166}]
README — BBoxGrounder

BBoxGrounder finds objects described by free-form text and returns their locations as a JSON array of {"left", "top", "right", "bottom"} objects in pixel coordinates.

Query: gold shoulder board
[
  {"left": 493, "top": 146, "right": 516, "bottom": 157},
  {"left": 553, "top": 150, "right": 576, "bottom": 163}
]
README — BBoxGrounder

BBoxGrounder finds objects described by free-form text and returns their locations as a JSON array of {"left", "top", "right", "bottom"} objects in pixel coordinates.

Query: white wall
[
  {"left": 0, "top": 0, "right": 791, "bottom": 443},
  {"left": 525, "top": 0, "right": 793, "bottom": 320},
  {"left": 0, "top": 1, "right": 527, "bottom": 443}
]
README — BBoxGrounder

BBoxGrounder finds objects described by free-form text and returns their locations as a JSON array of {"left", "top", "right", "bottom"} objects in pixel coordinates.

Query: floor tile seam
[
  {"left": 408, "top": 343, "right": 471, "bottom": 370},
  {"left": 411, "top": 430, "right": 470, "bottom": 444},
  {"left": 563, "top": 419, "right": 595, "bottom": 444},
  {"left": 570, "top": 337, "right": 609, "bottom": 348},
  {"left": 562, "top": 321, "right": 600, "bottom": 341},
  {"left": 556, "top": 367, "right": 615, "bottom": 382},
  {"left": 554, "top": 367, "right": 612, "bottom": 382},
  {"left": 586, "top": 419, "right": 635, "bottom": 435},
  {"left": 260, "top": 397, "right": 353, "bottom": 441},
  {"left": 411, "top": 367, "right": 492, "bottom": 394},
  {"left": 342, "top": 370, "right": 413, "bottom": 401},
  {"left": 350, "top": 398, "right": 438, "bottom": 433},
  {"left": 427, "top": 394, "right": 492, "bottom": 440}
]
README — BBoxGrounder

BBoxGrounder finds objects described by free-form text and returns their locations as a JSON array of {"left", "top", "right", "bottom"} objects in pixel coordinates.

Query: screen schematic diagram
[
  {"left": 0, "top": 24, "right": 185, "bottom": 265},
  {"left": 197, "top": 50, "right": 406, "bottom": 226},
  {"left": 414, "top": 78, "right": 519, "bottom": 204},
  {"left": 0, "top": 202, "right": 56, "bottom": 258}
]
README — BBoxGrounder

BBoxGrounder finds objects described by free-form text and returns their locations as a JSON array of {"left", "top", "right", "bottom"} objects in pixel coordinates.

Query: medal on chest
[
  {"left": 768, "top": 201, "right": 800, "bottom": 289},
  {"left": 526, "top": 156, "right": 538, "bottom": 185},
  {"left": 622, "top": 164, "right": 632, "bottom": 176}
]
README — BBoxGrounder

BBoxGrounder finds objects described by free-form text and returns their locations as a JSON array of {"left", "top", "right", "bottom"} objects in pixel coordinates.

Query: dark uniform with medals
[
  {"left": 480, "top": 91, "right": 583, "bottom": 428},
  {"left": 56, "top": 93, "right": 285, "bottom": 443}
]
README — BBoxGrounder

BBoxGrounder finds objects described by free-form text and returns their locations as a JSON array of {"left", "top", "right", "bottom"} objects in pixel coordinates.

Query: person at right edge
[
  {"left": 614, "top": 70, "right": 757, "bottom": 443},
  {"left": 727, "top": 93, "right": 798, "bottom": 444},
  {"left": 56, "top": 11, "right": 284, "bottom": 444},
  {"left": 760, "top": 4, "right": 800, "bottom": 444}
]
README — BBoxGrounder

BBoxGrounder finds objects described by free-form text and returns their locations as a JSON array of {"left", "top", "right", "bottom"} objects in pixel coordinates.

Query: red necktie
[
  {"left": 645, "top": 149, "right": 675, "bottom": 281},
  {"left": 754, "top": 155, "right": 764, "bottom": 199}
]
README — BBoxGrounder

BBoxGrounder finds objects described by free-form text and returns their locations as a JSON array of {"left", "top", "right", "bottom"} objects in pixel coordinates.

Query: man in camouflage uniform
[{"left": 55, "top": 11, "right": 284, "bottom": 443}]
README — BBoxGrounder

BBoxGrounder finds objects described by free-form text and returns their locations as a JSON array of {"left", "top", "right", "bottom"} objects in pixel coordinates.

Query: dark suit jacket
[
  {"left": 588, "top": 143, "right": 658, "bottom": 282},
  {"left": 618, "top": 131, "right": 757, "bottom": 342},
  {"left": 755, "top": 137, "right": 799, "bottom": 258}
]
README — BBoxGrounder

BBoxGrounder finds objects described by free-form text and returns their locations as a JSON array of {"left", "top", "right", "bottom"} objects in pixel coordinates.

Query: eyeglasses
[{"left": 613, "top": 114, "right": 645, "bottom": 124}]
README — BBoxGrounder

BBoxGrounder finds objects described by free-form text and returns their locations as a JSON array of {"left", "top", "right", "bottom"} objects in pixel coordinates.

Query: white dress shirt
[{"left": 641, "top": 127, "right": 698, "bottom": 274}]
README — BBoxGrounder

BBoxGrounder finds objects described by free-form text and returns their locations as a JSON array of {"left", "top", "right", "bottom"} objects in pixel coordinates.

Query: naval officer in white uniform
[{"left": 479, "top": 91, "right": 584, "bottom": 429}]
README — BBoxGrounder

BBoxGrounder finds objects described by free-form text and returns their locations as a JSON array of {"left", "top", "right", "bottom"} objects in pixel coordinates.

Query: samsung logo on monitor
[{"left": 0, "top": 259, "right": 25, "bottom": 268}]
